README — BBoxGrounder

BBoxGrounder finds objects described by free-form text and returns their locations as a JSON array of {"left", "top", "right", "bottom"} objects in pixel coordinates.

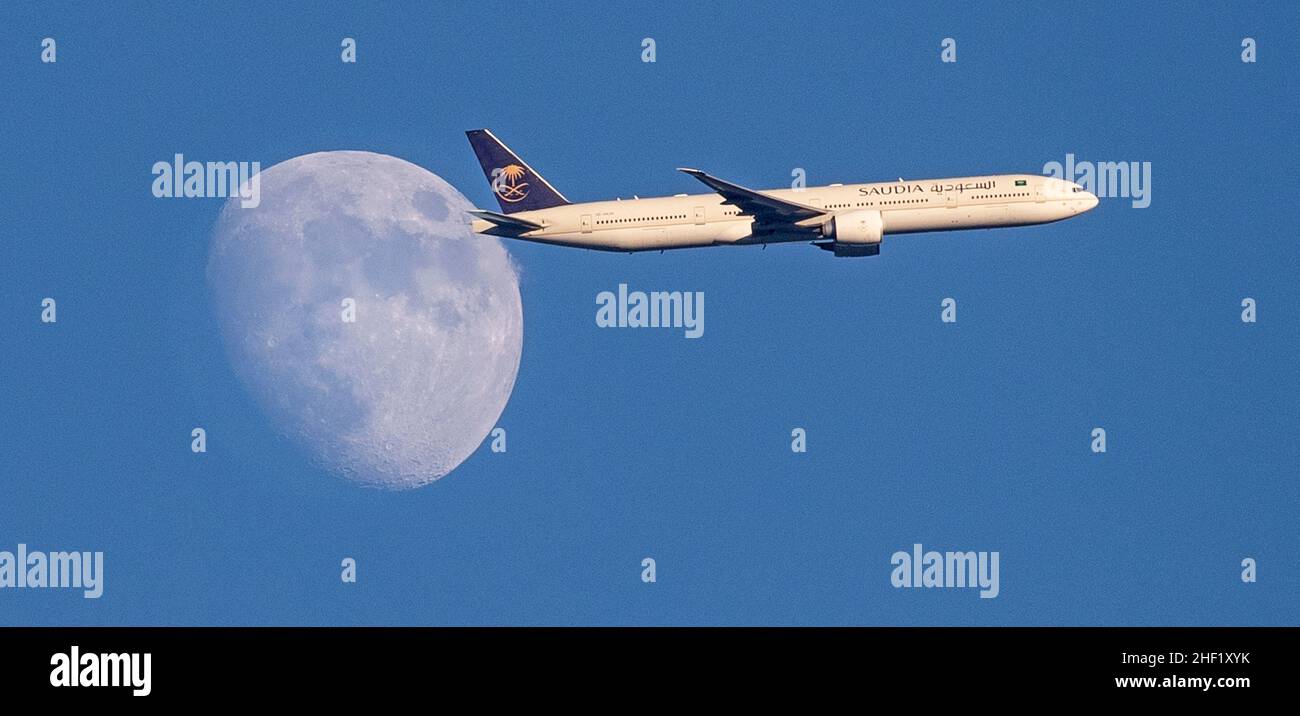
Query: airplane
[{"left": 465, "top": 128, "right": 1098, "bottom": 257}]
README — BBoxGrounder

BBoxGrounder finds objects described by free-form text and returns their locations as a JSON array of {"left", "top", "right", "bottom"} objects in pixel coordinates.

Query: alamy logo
[
  {"left": 596, "top": 283, "right": 704, "bottom": 338},
  {"left": 50, "top": 646, "right": 151, "bottom": 696},
  {"left": 0, "top": 544, "right": 103, "bottom": 598},
  {"left": 151, "top": 153, "right": 261, "bottom": 208},
  {"left": 1042, "top": 153, "right": 1151, "bottom": 208},
  {"left": 890, "top": 543, "right": 1000, "bottom": 599}
]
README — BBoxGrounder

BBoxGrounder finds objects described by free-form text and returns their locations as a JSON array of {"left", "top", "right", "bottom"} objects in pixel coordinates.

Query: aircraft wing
[{"left": 676, "top": 168, "right": 827, "bottom": 232}]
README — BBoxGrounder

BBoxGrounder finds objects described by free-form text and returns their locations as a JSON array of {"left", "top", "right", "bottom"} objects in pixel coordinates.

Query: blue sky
[{"left": 1, "top": 2, "right": 1296, "bottom": 625}]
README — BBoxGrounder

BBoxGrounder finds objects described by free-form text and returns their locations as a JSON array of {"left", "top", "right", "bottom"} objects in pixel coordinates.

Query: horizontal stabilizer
[{"left": 468, "top": 209, "right": 543, "bottom": 231}]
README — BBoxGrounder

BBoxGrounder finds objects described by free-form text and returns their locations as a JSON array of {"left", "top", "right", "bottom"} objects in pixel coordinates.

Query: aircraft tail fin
[{"left": 465, "top": 129, "right": 570, "bottom": 214}]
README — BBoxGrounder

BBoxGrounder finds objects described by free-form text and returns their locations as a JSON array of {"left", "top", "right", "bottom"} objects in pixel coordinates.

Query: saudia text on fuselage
[{"left": 857, "top": 179, "right": 998, "bottom": 197}]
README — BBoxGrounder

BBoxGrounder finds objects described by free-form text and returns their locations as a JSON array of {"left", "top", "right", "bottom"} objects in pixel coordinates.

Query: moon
[{"left": 206, "top": 151, "right": 522, "bottom": 489}]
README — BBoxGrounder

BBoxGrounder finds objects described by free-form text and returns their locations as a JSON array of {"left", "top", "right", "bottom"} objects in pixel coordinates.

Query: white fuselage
[{"left": 471, "top": 174, "right": 1098, "bottom": 252}]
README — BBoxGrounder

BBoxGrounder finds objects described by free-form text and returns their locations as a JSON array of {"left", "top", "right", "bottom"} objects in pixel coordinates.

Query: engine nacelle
[{"left": 823, "top": 209, "right": 884, "bottom": 245}]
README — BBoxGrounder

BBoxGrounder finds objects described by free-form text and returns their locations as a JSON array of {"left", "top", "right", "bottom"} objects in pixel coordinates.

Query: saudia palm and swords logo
[{"left": 493, "top": 164, "right": 530, "bottom": 203}]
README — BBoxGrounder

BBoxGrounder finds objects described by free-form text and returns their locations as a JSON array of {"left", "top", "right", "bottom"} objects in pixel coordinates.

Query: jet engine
[{"left": 817, "top": 209, "right": 884, "bottom": 257}]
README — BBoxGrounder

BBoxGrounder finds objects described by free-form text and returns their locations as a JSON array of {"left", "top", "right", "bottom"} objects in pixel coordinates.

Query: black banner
[{"left": 0, "top": 627, "right": 1289, "bottom": 702}]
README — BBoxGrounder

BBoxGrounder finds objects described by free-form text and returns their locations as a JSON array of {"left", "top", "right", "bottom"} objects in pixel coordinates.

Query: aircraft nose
[{"left": 1084, "top": 192, "right": 1099, "bottom": 211}]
